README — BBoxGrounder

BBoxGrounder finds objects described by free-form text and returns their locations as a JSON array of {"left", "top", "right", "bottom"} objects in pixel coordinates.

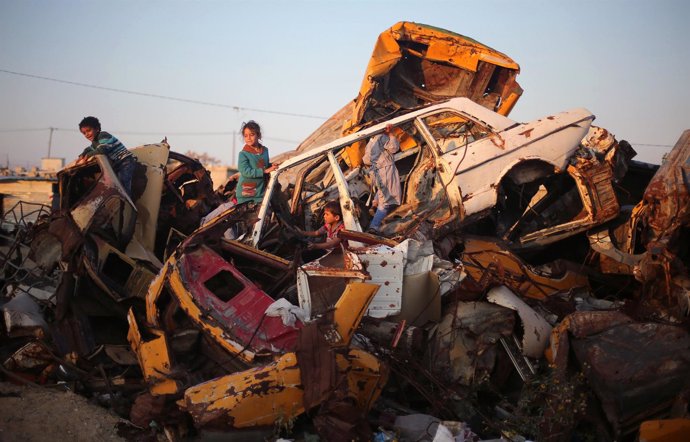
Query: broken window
[
  {"left": 304, "top": 275, "right": 348, "bottom": 316},
  {"left": 377, "top": 127, "right": 454, "bottom": 238},
  {"left": 58, "top": 162, "right": 103, "bottom": 210},
  {"left": 496, "top": 172, "right": 583, "bottom": 242},
  {"left": 421, "top": 111, "right": 490, "bottom": 153},
  {"left": 204, "top": 270, "right": 246, "bottom": 303}
]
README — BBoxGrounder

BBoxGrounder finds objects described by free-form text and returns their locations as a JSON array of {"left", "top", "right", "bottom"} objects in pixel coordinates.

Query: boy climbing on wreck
[
  {"left": 297, "top": 200, "right": 346, "bottom": 251},
  {"left": 76, "top": 116, "right": 136, "bottom": 197}
]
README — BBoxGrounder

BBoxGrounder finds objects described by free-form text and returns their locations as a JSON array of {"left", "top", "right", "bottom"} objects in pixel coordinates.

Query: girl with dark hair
[{"left": 236, "top": 120, "right": 277, "bottom": 204}]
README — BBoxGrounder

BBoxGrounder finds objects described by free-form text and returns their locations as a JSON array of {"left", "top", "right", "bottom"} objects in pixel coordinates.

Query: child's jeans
[
  {"left": 369, "top": 204, "right": 396, "bottom": 232},
  {"left": 116, "top": 157, "right": 136, "bottom": 198}
]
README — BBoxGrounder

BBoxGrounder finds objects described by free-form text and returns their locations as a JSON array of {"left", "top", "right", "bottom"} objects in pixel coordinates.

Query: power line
[
  {"left": 0, "top": 126, "right": 300, "bottom": 143},
  {"left": 106, "top": 130, "right": 300, "bottom": 143},
  {"left": 0, "top": 68, "right": 328, "bottom": 120},
  {"left": 0, "top": 128, "right": 49, "bottom": 133},
  {"left": 631, "top": 143, "right": 673, "bottom": 148}
]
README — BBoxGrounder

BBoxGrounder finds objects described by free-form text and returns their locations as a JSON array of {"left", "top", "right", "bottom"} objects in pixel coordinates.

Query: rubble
[{"left": 2, "top": 21, "right": 690, "bottom": 442}]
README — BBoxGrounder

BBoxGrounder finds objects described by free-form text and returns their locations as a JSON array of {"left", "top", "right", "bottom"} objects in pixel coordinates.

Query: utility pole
[{"left": 47, "top": 127, "right": 56, "bottom": 158}]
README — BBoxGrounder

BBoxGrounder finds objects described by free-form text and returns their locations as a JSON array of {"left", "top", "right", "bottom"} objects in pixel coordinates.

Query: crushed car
[{"left": 255, "top": 97, "right": 620, "bottom": 255}]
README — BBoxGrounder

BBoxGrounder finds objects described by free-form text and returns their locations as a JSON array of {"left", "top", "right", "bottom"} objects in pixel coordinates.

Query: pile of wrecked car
[{"left": 2, "top": 21, "right": 690, "bottom": 442}]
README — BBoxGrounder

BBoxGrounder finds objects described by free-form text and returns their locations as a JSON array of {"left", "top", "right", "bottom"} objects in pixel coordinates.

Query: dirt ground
[{"left": 0, "top": 381, "right": 126, "bottom": 442}]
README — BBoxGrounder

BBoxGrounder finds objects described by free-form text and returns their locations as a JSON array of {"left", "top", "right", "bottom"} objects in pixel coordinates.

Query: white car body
[{"left": 252, "top": 97, "right": 595, "bottom": 247}]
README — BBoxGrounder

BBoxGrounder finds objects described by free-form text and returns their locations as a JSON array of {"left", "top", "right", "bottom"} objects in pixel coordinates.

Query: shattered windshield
[{"left": 422, "top": 111, "right": 490, "bottom": 152}]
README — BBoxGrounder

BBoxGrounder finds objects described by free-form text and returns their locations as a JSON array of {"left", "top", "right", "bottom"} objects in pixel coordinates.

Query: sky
[{"left": 1, "top": 0, "right": 688, "bottom": 169}]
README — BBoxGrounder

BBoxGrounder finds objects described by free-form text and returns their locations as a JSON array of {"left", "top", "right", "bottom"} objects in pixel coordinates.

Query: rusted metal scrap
[
  {"left": 586, "top": 130, "right": 690, "bottom": 316},
  {"left": 120, "top": 200, "right": 404, "bottom": 436},
  {"left": 0, "top": 144, "right": 219, "bottom": 403},
  {"left": 455, "top": 235, "right": 589, "bottom": 301},
  {"left": 426, "top": 300, "right": 515, "bottom": 386},
  {"left": 131, "top": 278, "right": 387, "bottom": 432},
  {"left": 547, "top": 311, "right": 690, "bottom": 439}
]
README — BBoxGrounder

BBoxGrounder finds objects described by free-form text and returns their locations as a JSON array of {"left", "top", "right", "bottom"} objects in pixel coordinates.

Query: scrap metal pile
[{"left": 2, "top": 22, "right": 690, "bottom": 442}]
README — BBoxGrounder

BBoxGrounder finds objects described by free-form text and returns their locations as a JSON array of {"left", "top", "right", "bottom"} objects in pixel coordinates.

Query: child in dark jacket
[{"left": 77, "top": 116, "right": 136, "bottom": 197}]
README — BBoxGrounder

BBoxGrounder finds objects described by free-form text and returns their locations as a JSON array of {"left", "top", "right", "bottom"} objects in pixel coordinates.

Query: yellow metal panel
[
  {"left": 365, "top": 31, "right": 403, "bottom": 78},
  {"left": 182, "top": 352, "right": 304, "bottom": 428},
  {"left": 639, "top": 419, "right": 690, "bottom": 442},
  {"left": 462, "top": 237, "right": 588, "bottom": 301},
  {"left": 333, "top": 283, "right": 379, "bottom": 346},
  {"left": 352, "top": 21, "right": 521, "bottom": 135},
  {"left": 126, "top": 309, "right": 179, "bottom": 395},
  {"left": 497, "top": 90, "right": 521, "bottom": 116},
  {"left": 182, "top": 348, "right": 387, "bottom": 429},
  {"left": 390, "top": 22, "right": 519, "bottom": 71},
  {"left": 145, "top": 264, "right": 168, "bottom": 326},
  {"left": 339, "top": 349, "right": 388, "bottom": 409}
]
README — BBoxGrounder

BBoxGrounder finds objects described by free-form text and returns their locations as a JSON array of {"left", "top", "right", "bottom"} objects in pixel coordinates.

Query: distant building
[
  {"left": 41, "top": 157, "right": 65, "bottom": 173},
  {"left": 207, "top": 165, "right": 238, "bottom": 189}
]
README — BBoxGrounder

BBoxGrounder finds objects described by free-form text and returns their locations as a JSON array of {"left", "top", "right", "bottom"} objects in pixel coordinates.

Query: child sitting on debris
[
  {"left": 77, "top": 116, "right": 136, "bottom": 197},
  {"left": 297, "top": 200, "right": 346, "bottom": 251}
]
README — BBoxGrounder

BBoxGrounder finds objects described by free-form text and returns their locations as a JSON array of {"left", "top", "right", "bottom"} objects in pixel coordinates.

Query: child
[
  {"left": 77, "top": 116, "right": 136, "bottom": 197},
  {"left": 236, "top": 120, "right": 278, "bottom": 204},
  {"left": 298, "top": 201, "right": 346, "bottom": 250},
  {"left": 363, "top": 124, "right": 401, "bottom": 234}
]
